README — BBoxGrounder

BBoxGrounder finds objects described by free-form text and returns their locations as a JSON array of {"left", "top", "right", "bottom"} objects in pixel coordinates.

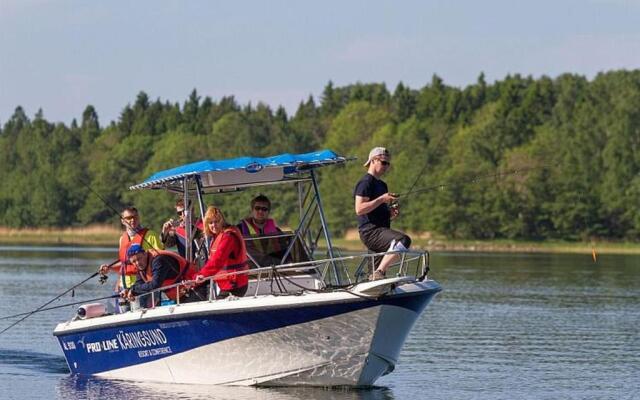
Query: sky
[{"left": 1, "top": 0, "right": 639, "bottom": 125}]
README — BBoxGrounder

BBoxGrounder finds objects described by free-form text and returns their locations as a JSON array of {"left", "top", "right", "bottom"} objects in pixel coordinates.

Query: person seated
[
  {"left": 161, "top": 199, "right": 204, "bottom": 259},
  {"left": 237, "top": 194, "right": 282, "bottom": 236},
  {"left": 194, "top": 206, "right": 249, "bottom": 298},
  {"left": 120, "top": 244, "right": 196, "bottom": 307},
  {"left": 237, "top": 195, "right": 288, "bottom": 267}
]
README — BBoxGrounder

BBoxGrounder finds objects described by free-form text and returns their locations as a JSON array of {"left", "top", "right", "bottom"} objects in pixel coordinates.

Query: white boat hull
[{"left": 54, "top": 279, "right": 441, "bottom": 386}]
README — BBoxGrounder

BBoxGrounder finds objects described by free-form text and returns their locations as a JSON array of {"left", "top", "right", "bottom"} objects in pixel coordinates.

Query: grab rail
[{"left": 127, "top": 249, "right": 431, "bottom": 310}]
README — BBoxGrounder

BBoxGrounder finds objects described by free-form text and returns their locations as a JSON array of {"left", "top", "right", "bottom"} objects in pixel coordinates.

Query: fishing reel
[
  {"left": 98, "top": 273, "right": 108, "bottom": 285},
  {"left": 389, "top": 193, "right": 400, "bottom": 210}
]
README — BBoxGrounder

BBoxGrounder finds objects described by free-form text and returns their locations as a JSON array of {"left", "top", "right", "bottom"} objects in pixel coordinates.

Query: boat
[{"left": 53, "top": 149, "right": 442, "bottom": 386}]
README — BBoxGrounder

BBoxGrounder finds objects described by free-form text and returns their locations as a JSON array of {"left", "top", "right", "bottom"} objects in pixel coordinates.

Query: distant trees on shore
[{"left": 1, "top": 70, "right": 638, "bottom": 241}]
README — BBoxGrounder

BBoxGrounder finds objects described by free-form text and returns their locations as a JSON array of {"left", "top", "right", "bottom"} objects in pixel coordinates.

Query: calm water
[{"left": 0, "top": 246, "right": 638, "bottom": 400}]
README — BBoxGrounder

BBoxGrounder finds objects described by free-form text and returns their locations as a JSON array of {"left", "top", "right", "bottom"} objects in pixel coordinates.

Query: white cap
[{"left": 364, "top": 147, "right": 390, "bottom": 166}]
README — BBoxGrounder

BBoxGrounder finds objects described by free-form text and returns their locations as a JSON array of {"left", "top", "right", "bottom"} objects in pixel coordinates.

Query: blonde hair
[{"left": 203, "top": 206, "right": 227, "bottom": 236}]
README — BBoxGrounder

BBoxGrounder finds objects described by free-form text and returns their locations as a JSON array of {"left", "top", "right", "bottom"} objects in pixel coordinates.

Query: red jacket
[{"left": 200, "top": 226, "right": 248, "bottom": 291}]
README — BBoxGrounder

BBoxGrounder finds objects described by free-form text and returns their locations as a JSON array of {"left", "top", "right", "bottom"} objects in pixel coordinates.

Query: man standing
[
  {"left": 161, "top": 199, "right": 203, "bottom": 259},
  {"left": 354, "top": 147, "right": 411, "bottom": 280}
]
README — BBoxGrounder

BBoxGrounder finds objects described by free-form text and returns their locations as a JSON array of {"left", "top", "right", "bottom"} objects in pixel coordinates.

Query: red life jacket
[
  {"left": 175, "top": 219, "right": 204, "bottom": 257},
  {"left": 209, "top": 226, "right": 249, "bottom": 291},
  {"left": 118, "top": 228, "right": 148, "bottom": 288},
  {"left": 141, "top": 250, "right": 196, "bottom": 300},
  {"left": 175, "top": 219, "right": 204, "bottom": 239}
]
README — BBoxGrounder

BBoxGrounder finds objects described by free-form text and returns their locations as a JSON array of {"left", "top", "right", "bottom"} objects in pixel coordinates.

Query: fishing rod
[
  {"left": 403, "top": 154, "right": 434, "bottom": 199},
  {"left": 393, "top": 157, "right": 598, "bottom": 262},
  {"left": 0, "top": 260, "right": 117, "bottom": 334},
  {"left": 80, "top": 178, "right": 124, "bottom": 222},
  {"left": 79, "top": 178, "right": 160, "bottom": 265},
  {"left": 384, "top": 133, "right": 451, "bottom": 213},
  {"left": 397, "top": 163, "right": 557, "bottom": 198},
  {"left": 402, "top": 133, "right": 451, "bottom": 198},
  {"left": 0, "top": 294, "right": 120, "bottom": 322}
]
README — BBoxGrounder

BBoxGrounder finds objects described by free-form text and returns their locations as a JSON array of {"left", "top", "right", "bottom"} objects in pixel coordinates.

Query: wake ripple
[{"left": 0, "top": 348, "right": 69, "bottom": 374}]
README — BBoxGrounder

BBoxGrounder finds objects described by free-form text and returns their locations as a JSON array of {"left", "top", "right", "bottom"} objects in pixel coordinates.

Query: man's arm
[
  {"left": 161, "top": 227, "right": 177, "bottom": 248},
  {"left": 355, "top": 193, "right": 397, "bottom": 216},
  {"left": 130, "top": 258, "right": 170, "bottom": 295}
]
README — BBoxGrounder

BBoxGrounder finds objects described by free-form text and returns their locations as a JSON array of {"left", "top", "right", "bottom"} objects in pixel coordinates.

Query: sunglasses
[
  {"left": 378, "top": 160, "right": 391, "bottom": 166},
  {"left": 176, "top": 210, "right": 184, "bottom": 216},
  {"left": 122, "top": 215, "right": 137, "bottom": 221},
  {"left": 254, "top": 206, "right": 270, "bottom": 212}
]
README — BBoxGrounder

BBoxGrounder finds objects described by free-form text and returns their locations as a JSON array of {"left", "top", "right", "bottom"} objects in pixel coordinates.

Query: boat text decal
[{"left": 83, "top": 328, "right": 170, "bottom": 357}]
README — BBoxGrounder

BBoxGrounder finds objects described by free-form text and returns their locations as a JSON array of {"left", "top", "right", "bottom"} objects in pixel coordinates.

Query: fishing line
[
  {"left": 398, "top": 163, "right": 558, "bottom": 197},
  {"left": 398, "top": 160, "right": 599, "bottom": 260},
  {"left": 0, "top": 294, "right": 120, "bottom": 322},
  {"left": 0, "top": 180, "right": 137, "bottom": 335},
  {"left": 79, "top": 178, "right": 158, "bottom": 251},
  {"left": 80, "top": 178, "right": 123, "bottom": 221},
  {"left": 402, "top": 131, "right": 450, "bottom": 198},
  {"left": 79, "top": 178, "right": 168, "bottom": 292},
  {"left": 0, "top": 262, "right": 115, "bottom": 334}
]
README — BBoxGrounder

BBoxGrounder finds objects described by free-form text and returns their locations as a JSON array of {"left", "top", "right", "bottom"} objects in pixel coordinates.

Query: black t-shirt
[{"left": 354, "top": 173, "right": 390, "bottom": 231}]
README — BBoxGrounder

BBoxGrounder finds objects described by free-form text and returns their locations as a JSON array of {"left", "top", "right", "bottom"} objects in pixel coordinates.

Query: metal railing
[{"left": 126, "top": 249, "right": 431, "bottom": 311}]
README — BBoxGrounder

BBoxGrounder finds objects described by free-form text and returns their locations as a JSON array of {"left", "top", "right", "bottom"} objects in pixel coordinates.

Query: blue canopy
[{"left": 130, "top": 149, "right": 348, "bottom": 191}]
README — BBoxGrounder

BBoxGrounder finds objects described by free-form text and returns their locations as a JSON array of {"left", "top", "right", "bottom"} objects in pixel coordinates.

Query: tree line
[{"left": 0, "top": 70, "right": 638, "bottom": 241}]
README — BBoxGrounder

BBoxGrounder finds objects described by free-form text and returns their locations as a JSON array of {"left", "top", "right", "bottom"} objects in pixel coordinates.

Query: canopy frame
[{"left": 129, "top": 150, "right": 350, "bottom": 286}]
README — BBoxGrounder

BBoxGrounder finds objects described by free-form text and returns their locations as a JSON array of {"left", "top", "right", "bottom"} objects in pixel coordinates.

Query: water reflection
[
  {"left": 0, "top": 349, "right": 69, "bottom": 374},
  {"left": 57, "top": 376, "right": 395, "bottom": 400}
]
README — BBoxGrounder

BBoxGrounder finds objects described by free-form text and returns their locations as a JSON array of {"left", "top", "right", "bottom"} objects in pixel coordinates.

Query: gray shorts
[{"left": 359, "top": 227, "right": 411, "bottom": 253}]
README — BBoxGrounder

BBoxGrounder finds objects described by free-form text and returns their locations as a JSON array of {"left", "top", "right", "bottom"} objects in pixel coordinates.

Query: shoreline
[
  {"left": 332, "top": 238, "right": 640, "bottom": 255},
  {"left": 0, "top": 226, "right": 121, "bottom": 247},
  {"left": 0, "top": 226, "right": 638, "bottom": 255}
]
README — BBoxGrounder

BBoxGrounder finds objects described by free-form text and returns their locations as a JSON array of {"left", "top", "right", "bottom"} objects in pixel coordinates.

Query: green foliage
[{"left": 1, "top": 71, "right": 639, "bottom": 240}]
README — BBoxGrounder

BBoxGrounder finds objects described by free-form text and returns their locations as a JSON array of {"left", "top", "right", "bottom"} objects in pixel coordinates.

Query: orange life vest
[
  {"left": 141, "top": 250, "right": 196, "bottom": 300},
  {"left": 118, "top": 228, "right": 148, "bottom": 288},
  {"left": 209, "top": 226, "right": 249, "bottom": 291}
]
